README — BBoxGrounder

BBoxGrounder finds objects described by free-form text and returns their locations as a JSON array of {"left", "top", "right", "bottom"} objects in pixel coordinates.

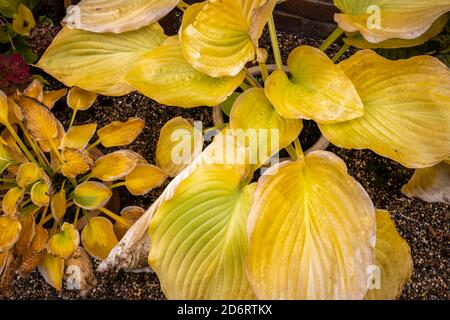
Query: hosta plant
[
  {"left": 0, "top": 80, "right": 168, "bottom": 295},
  {"left": 36, "top": 0, "right": 450, "bottom": 299}
]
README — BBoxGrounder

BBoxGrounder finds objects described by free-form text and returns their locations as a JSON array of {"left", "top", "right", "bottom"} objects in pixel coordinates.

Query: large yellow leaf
[
  {"left": 127, "top": 36, "right": 245, "bottom": 108},
  {"left": 344, "top": 13, "right": 450, "bottom": 49},
  {"left": 319, "top": 50, "right": 450, "bottom": 168},
  {"left": 97, "top": 118, "right": 145, "bottom": 148},
  {"left": 125, "top": 164, "right": 167, "bottom": 196},
  {"left": 2, "top": 187, "right": 24, "bottom": 216},
  {"left": 365, "top": 210, "right": 412, "bottom": 300},
  {"left": 38, "top": 254, "right": 64, "bottom": 291},
  {"left": 265, "top": 46, "right": 364, "bottom": 123},
  {"left": 0, "top": 216, "right": 22, "bottom": 252},
  {"left": 180, "top": 0, "right": 277, "bottom": 77},
  {"left": 36, "top": 24, "right": 167, "bottom": 96},
  {"left": 334, "top": 0, "right": 450, "bottom": 43},
  {"left": 230, "top": 88, "right": 302, "bottom": 166},
  {"left": 149, "top": 164, "right": 256, "bottom": 299},
  {"left": 401, "top": 162, "right": 450, "bottom": 204},
  {"left": 15, "top": 96, "right": 64, "bottom": 152},
  {"left": 74, "top": 181, "right": 112, "bottom": 210},
  {"left": 63, "top": 0, "right": 180, "bottom": 33},
  {"left": 91, "top": 150, "right": 138, "bottom": 181},
  {"left": 82, "top": 216, "right": 118, "bottom": 260},
  {"left": 247, "top": 151, "right": 376, "bottom": 300},
  {"left": 48, "top": 223, "right": 80, "bottom": 259},
  {"left": 30, "top": 181, "right": 51, "bottom": 207},
  {"left": 62, "top": 124, "right": 97, "bottom": 150},
  {"left": 156, "top": 117, "right": 203, "bottom": 177}
]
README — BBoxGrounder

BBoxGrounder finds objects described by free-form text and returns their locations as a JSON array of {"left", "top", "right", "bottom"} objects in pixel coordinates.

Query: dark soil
[{"left": 1, "top": 5, "right": 449, "bottom": 300}]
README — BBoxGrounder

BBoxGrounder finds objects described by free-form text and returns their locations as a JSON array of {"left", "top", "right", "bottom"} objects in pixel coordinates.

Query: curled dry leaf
[
  {"left": 265, "top": 46, "right": 364, "bottom": 123},
  {"left": 65, "top": 247, "right": 97, "bottom": 297},
  {"left": 15, "top": 214, "right": 36, "bottom": 256},
  {"left": 62, "top": 123, "right": 97, "bottom": 150},
  {"left": 48, "top": 223, "right": 80, "bottom": 259},
  {"left": 61, "top": 148, "right": 94, "bottom": 178},
  {"left": 125, "top": 164, "right": 167, "bottom": 196},
  {"left": 51, "top": 190, "right": 67, "bottom": 221},
  {"left": 74, "top": 181, "right": 112, "bottom": 210},
  {"left": 63, "top": 0, "right": 180, "bottom": 33},
  {"left": 0, "top": 215, "right": 22, "bottom": 252},
  {"left": 156, "top": 117, "right": 203, "bottom": 177},
  {"left": 23, "top": 79, "right": 44, "bottom": 101},
  {"left": 30, "top": 181, "right": 51, "bottom": 207},
  {"left": 365, "top": 210, "right": 413, "bottom": 300},
  {"left": 401, "top": 161, "right": 450, "bottom": 204},
  {"left": 91, "top": 150, "right": 139, "bottom": 181},
  {"left": 82, "top": 217, "right": 118, "bottom": 260},
  {"left": 2, "top": 187, "right": 24, "bottom": 216},
  {"left": 17, "top": 225, "right": 49, "bottom": 275},
  {"left": 97, "top": 118, "right": 145, "bottom": 148},
  {"left": 113, "top": 206, "right": 145, "bottom": 240},
  {"left": 67, "top": 87, "right": 97, "bottom": 111},
  {"left": 15, "top": 95, "right": 65, "bottom": 152},
  {"left": 42, "top": 88, "right": 68, "bottom": 109},
  {"left": 38, "top": 254, "right": 65, "bottom": 291},
  {"left": 16, "top": 162, "right": 42, "bottom": 188}
]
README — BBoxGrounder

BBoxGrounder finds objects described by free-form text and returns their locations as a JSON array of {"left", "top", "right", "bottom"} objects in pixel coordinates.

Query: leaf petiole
[{"left": 268, "top": 15, "right": 283, "bottom": 70}]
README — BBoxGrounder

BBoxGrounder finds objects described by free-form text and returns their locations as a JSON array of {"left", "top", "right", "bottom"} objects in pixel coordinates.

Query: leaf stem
[
  {"left": 99, "top": 207, "right": 130, "bottom": 227},
  {"left": 177, "top": 0, "right": 189, "bottom": 11},
  {"left": 73, "top": 206, "right": 80, "bottom": 226},
  {"left": 68, "top": 107, "right": 78, "bottom": 128},
  {"left": 268, "top": 15, "right": 283, "bottom": 70},
  {"left": 86, "top": 139, "right": 101, "bottom": 151},
  {"left": 38, "top": 206, "right": 49, "bottom": 226},
  {"left": 294, "top": 137, "right": 304, "bottom": 162},
  {"left": 5, "top": 123, "right": 38, "bottom": 165},
  {"left": 332, "top": 44, "right": 350, "bottom": 63},
  {"left": 110, "top": 181, "right": 126, "bottom": 189},
  {"left": 319, "top": 27, "right": 344, "bottom": 52},
  {"left": 244, "top": 67, "right": 262, "bottom": 88},
  {"left": 285, "top": 144, "right": 297, "bottom": 160},
  {"left": 259, "top": 62, "right": 269, "bottom": 83}
]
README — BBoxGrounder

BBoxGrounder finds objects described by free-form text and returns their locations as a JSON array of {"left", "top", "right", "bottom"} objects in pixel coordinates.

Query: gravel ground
[{"left": 1, "top": 6, "right": 449, "bottom": 300}]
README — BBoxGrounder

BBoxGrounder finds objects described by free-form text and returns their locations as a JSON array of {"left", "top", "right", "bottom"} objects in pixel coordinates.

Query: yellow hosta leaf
[
  {"left": 334, "top": 0, "right": 450, "bottom": 44},
  {"left": 247, "top": 151, "right": 376, "bottom": 299},
  {"left": 38, "top": 254, "right": 64, "bottom": 291},
  {"left": 319, "top": 50, "right": 450, "bottom": 168},
  {"left": 81, "top": 217, "right": 118, "bottom": 260},
  {"left": 74, "top": 181, "right": 112, "bottom": 210},
  {"left": 149, "top": 165, "right": 256, "bottom": 299},
  {"left": 31, "top": 181, "right": 51, "bottom": 207},
  {"left": 180, "top": 0, "right": 277, "bottom": 77},
  {"left": 67, "top": 87, "right": 97, "bottom": 111},
  {"left": 113, "top": 206, "right": 145, "bottom": 240},
  {"left": 61, "top": 148, "right": 94, "bottom": 178},
  {"left": 62, "top": 124, "right": 97, "bottom": 149},
  {"left": 97, "top": 118, "right": 145, "bottom": 148},
  {"left": 15, "top": 214, "right": 36, "bottom": 256},
  {"left": 16, "top": 162, "right": 42, "bottom": 188},
  {"left": 63, "top": 0, "right": 180, "bottom": 33},
  {"left": 12, "top": 4, "right": 35, "bottom": 36},
  {"left": 91, "top": 150, "right": 138, "bottom": 181},
  {"left": 48, "top": 223, "right": 80, "bottom": 259},
  {"left": 15, "top": 95, "right": 64, "bottom": 152},
  {"left": 0, "top": 90, "right": 9, "bottom": 124},
  {"left": 23, "top": 79, "right": 44, "bottom": 101},
  {"left": 127, "top": 36, "right": 245, "bottom": 108},
  {"left": 51, "top": 190, "right": 67, "bottom": 221},
  {"left": 230, "top": 88, "right": 302, "bottom": 166},
  {"left": 344, "top": 13, "right": 450, "bottom": 49},
  {"left": 0, "top": 216, "right": 22, "bottom": 252},
  {"left": 365, "top": 210, "right": 412, "bottom": 300},
  {"left": 125, "top": 163, "right": 167, "bottom": 196},
  {"left": 36, "top": 24, "right": 167, "bottom": 96},
  {"left": 401, "top": 162, "right": 450, "bottom": 204},
  {"left": 2, "top": 187, "right": 24, "bottom": 216},
  {"left": 156, "top": 117, "right": 203, "bottom": 177},
  {"left": 42, "top": 88, "right": 68, "bottom": 109},
  {"left": 265, "top": 46, "right": 364, "bottom": 123}
]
